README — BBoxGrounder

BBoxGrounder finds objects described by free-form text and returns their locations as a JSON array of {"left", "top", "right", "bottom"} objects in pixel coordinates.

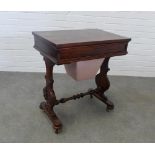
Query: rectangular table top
[
  {"left": 32, "top": 29, "right": 130, "bottom": 48},
  {"left": 32, "top": 29, "right": 131, "bottom": 64}
]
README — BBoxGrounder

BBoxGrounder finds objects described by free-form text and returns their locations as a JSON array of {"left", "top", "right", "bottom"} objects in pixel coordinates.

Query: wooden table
[{"left": 32, "top": 29, "right": 131, "bottom": 133}]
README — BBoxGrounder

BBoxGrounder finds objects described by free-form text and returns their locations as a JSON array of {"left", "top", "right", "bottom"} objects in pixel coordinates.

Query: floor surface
[{"left": 0, "top": 72, "right": 155, "bottom": 143}]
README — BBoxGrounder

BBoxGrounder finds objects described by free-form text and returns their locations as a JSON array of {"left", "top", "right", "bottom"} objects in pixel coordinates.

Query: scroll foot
[
  {"left": 39, "top": 102, "right": 62, "bottom": 134},
  {"left": 92, "top": 93, "right": 114, "bottom": 111}
]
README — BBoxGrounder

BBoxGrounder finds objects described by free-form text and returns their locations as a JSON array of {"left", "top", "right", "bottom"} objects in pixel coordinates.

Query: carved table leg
[
  {"left": 40, "top": 57, "right": 62, "bottom": 134},
  {"left": 94, "top": 57, "right": 114, "bottom": 112}
]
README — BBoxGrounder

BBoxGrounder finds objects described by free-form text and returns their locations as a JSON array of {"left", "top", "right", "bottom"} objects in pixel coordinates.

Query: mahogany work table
[{"left": 32, "top": 29, "right": 131, "bottom": 134}]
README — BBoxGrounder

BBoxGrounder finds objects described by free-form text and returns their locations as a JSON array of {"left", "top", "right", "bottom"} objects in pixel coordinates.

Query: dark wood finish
[
  {"left": 32, "top": 29, "right": 130, "bottom": 47},
  {"left": 40, "top": 58, "right": 62, "bottom": 133},
  {"left": 94, "top": 57, "right": 114, "bottom": 111},
  {"left": 32, "top": 29, "right": 131, "bottom": 65},
  {"left": 57, "top": 89, "right": 96, "bottom": 104},
  {"left": 32, "top": 29, "right": 131, "bottom": 134},
  {"left": 56, "top": 58, "right": 114, "bottom": 112}
]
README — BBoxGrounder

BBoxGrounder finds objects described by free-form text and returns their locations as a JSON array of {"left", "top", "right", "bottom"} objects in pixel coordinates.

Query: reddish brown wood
[
  {"left": 32, "top": 29, "right": 130, "bottom": 48},
  {"left": 94, "top": 57, "right": 114, "bottom": 111},
  {"left": 32, "top": 29, "right": 131, "bottom": 134},
  {"left": 40, "top": 57, "right": 62, "bottom": 133},
  {"left": 32, "top": 29, "right": 131, "bottom": 65},
  {"left": 57, "top": 89, "right": 96, "bottom": 104},
  {"left": 58, "top": 42, "right": 128, "bottom": 64}
]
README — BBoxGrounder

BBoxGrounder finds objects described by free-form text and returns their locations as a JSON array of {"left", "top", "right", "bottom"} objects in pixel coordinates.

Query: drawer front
[{"left": 58, "top": 42, "right": 128, "bottom": 64}]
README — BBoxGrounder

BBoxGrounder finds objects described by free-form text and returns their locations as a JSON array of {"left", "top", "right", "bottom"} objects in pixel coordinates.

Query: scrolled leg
[
  {"left": 40, "top": 57, "right": 62, "bottom": 133},
  {"left": 95, "top": 57, "right": 114, "bottom": 111}
]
